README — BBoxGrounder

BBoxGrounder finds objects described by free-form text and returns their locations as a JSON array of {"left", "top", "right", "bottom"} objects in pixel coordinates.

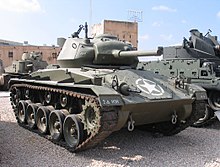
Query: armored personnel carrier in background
[
  {"left": 9, "top": 23, "right": 207, "bottom": 152},
  {"left": 139, "top": 29, "right": 220, "bottom": 126},
  {"left": 0, "top": 59, "right": 4, "bottom": 73},
  {"left": 0, "top": 59, "right": 5, "bottom": 89},
  {"left": 0, "top": 52, "right": 48, "bottom": 90}
]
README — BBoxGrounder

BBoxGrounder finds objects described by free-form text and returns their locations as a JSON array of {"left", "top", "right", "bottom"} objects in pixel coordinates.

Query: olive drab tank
[
  {"left": 9, "top": 23, "right": 207, "bottom": 152},
  {"left": 138, "top": 29, "right": 220, "bottom": 126},
  {"left": 0, "top": 52, "right": 48, "bottom": 90}
]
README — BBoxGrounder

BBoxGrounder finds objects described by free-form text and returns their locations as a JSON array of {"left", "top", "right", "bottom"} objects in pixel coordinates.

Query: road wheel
[
  {"left": 26, "top": 103, "right": 41, "bottom": 129},
  {"left": 36, "top": 106, "right": 54, "bottom": 134},
  {"left": 49, "top": 110, "right": 68, "bottom": 141},
  {"left": 17, "top": 100, "right": 30, "bottom": 123},
  {"left": 63, "top": 114, "right": 84, "bottom": 149}
]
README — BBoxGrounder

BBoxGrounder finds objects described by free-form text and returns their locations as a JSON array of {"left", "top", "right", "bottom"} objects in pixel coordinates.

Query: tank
[
  {"left": 138, "top": 29, "right": 220, "bottom": 126},
  {"left": 0, "top": 52, "right": 48, "bottom": 90},
  {"left": 9, "top": 23, "right": 207, "bottom": 152}
]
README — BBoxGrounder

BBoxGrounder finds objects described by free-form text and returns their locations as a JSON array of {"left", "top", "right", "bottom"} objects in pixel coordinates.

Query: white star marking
[{"left": 136, "top": 78, "right": 164, "bottom": 96}]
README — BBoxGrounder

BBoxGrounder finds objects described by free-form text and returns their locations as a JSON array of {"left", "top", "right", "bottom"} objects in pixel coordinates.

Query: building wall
[
  {"left": 91, "top": 20, "right": 138, "bottom": 48},
  {"left": 91, "top": 23, "right": 104, "bottom": 36},
  {"left": 0, "top": 45, "right": 61, "bottom": 67},
  {"left": 1, "top": 20, "right": 138, "bottom": 67}
]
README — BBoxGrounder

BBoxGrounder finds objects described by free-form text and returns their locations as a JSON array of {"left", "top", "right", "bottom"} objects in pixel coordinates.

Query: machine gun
[{"left": 71, "top": 22, "right": 89, "bottom": 39}]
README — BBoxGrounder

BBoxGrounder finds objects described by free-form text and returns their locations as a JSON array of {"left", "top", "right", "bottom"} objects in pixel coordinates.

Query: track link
[{"left": 10, "top": 83, "right": 119, "bottom": 152}]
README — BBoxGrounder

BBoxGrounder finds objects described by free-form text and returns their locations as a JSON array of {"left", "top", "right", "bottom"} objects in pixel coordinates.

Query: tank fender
[
  {"left": 90, "top": 86, "right": 124, "bottom": 107},
  {"left": 98, "top": 95, "right": 124, "bottom": 107},
  {"left": 90, "top": 85, "right": 129, "bottom": 131},
  {"left": 196, "top": 80, "right": 220, "bottom": 91},
  {"left": 98, "top": 94, "right": 130, "bottom": 131},
  {"left": 186, "top": 83, "right": 207, "bottom": 100}
]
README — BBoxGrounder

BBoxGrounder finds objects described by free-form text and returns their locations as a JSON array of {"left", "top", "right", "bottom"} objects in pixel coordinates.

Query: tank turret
[
  {"left": 58, "top": 23, "right": 162, "bottom": 68},
  {"left": 22, "top": 52, "right": 43, "bottom": 61},
  {"left": 163, "top": 29, "right": 220, "bottom": 60},
  {"left": 0, "top": 52, "right": 48, "bottom": 90}
]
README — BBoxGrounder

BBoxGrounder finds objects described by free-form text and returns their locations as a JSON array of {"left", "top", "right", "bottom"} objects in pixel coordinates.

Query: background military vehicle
[
  {"left": 0, "top": 59, "right": 4, "bottom": 74},
  {"left": 9, "top": 23, "right": 207, "bottom": 152},
  {"left": 0, "top": 59, "right": 5, "bottom": 89},
  {"left": 0, "top": 52, "right": 48, "bottom": 90},
  {"left": 139, "top": 29, "right": 220, "bottom": 126}
]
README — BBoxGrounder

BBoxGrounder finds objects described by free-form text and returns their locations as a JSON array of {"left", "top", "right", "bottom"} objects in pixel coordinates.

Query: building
[
  {"left": 91, "top": 20, "right": 138, "bottom": 48},
  {"left": 0, "top": 39, "right": 23, "bottom": 46},
  {"left": 0, "top": 39, "right": 61, "bottom": 67},
  {"left": 0, "top": 20, "right": 138, "bottom": 67}
]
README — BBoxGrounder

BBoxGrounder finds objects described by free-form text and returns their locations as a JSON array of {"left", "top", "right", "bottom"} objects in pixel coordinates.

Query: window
[
  {"left": 8, "top": 51, "right": 13, "bottom": 58},
  {"left": 52, "top": 52, "right": 57, "bottom": 59}
]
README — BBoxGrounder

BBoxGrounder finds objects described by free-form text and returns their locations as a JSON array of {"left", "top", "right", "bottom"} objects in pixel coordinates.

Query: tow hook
[
  {"left": 171, "top": 111, "right": 178, "bottom": 124},
  {"left": 127, "top": 114, "right": 135, "bottom": 131}
]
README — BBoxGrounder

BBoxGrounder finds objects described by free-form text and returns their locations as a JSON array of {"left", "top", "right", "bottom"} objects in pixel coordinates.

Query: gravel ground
[{"left": 0, "top": 93, "right": 220, "bottom": 167}]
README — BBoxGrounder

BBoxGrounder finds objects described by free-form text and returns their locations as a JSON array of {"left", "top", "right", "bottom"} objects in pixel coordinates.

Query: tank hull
[
  {"left": 7, "top": 26, "right": 207, "bottom": 152},
  {"left": 9, "top": 67, "right": 206, "bottom": 152}
]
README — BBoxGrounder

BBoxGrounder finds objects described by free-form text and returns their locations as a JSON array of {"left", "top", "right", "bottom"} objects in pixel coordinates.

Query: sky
[{"left": 0, "top": 0, "right": 219, "bottom": 51}]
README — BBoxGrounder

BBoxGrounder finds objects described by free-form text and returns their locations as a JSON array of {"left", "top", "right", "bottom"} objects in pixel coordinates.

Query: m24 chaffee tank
[
  {"left": 139, "top": 29, "right": 220, "bottom": 126},
  {"left": 0, "top": 52, "right": 48, "bottom": 90},
  {"left": 9, "top": 23, "right": 207, "bottom": 152}
]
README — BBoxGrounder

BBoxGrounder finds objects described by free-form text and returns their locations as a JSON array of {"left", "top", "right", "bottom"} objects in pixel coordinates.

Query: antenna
[
  {"left": 127, "top": 10, "right": 143, "bottom": 22},
  {"left": 89, "top": 0, "right": 93, "bottom": 35}
]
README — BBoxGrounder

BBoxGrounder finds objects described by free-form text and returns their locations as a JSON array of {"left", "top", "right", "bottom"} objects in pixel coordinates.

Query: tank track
[
  {"left": 192, "top": 116, "right": 217, "bottom": 128},
  {"left": 151, "top": 100, "right": 206, "bottom": 136},
  {"left": 9, "top": 83, "right": 119, "bottom": 152}
]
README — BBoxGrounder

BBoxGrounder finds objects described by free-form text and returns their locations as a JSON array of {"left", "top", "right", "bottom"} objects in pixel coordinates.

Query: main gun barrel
[{"left": 113, "top": 47, "right": 163, "bottom": 58}]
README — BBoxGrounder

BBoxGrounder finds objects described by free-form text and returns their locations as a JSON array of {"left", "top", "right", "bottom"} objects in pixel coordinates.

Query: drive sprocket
[{"left": 81, "top": 99, "right": 101, "bottom": 136}]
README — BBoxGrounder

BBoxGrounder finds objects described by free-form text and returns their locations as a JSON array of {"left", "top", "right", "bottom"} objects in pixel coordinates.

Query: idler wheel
[
  {"left": 63, "top": 114, "right": 84, "bottom": 149},
  {"left": 17, "top": 100, "right": 30, "bottom": 123},
  {"left": 49, "top": 109, "right": 69, "bottom": 141},
  {"left": 36, "top": 106, "right": 54, "bottom": 134},
  {"left": 26, "top": 103, "right": 42, "bottom": 129},
  {"left": 208, "top": 91, "right": 220, "bottom": 111},
  {"left": 192, "top": 104, "right": 214, "bottom": 127},
  {"left": 10, "top": 88, "right": 21, "bottom": 108}
]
